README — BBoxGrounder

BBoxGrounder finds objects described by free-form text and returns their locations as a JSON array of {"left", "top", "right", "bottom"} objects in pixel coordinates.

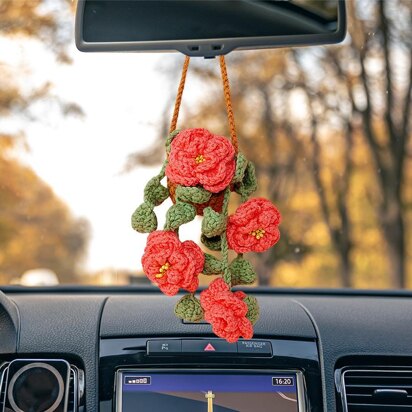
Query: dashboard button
[
  {"left": 147, "top": 339, "right": 182, "bottom": 355},
  {"left": 237, "top": 340, "right": 272, "bottom": 356},
  {"left": 182, "top": 339, "right": 237, "bottom": 354}
]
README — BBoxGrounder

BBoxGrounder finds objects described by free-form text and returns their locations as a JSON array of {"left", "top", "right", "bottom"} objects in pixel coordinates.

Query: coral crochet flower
[
  {"left": 200, "top": 278, "right": 253, "bottom": 343},
  {"left": 142, "top": 230, "right": 204, "bottom": 296},
  {"left": 166, "top": 128, "right": 236, "bottom": 193},
  {"left": 227, "top": 198, "right": 281, "bottom": 253}
]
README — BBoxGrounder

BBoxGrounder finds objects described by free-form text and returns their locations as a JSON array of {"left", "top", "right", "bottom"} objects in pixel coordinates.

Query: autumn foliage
[
  {"left": 0, "top": 0, "right": 88, "bottom": 284},
  {"left": 137, "top": 0, "right": 412, "bottom": 289}
]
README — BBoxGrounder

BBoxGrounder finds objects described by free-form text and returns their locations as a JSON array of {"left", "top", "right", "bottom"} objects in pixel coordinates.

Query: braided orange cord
[
  {"left": 169, "top": 55, "right": 238, "bottom": 153},
  {"left": 219, "top": 55, "right": 238, "bottom": 153},
  {"left": 169, "top": 56, "right": 191, "bottom": 134}
]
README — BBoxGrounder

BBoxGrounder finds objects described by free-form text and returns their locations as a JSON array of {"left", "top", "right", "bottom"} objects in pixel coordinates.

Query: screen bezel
[
  {"left": 115, "top": 368, "right": 307, "bottom": 411},
  {"left": 75, "top": 0, "right": 347, "bottom": 57}
]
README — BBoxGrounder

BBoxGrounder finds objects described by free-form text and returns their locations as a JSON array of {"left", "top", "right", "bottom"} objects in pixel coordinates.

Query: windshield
[{"left": 0, "top": 0, "right": 411, "bottom": 289}]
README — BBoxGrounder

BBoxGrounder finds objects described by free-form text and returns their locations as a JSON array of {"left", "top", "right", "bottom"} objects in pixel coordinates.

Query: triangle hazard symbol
[{"left": 204, "top": 343, "right": 216, "bottom": 351}]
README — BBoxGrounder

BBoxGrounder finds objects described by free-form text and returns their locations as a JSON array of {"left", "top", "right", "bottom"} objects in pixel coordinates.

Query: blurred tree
[
  {"left": 0, "top": 0, "right": 75, "bottom": 60},
  {"left": 0, "top": 0, "right": 89, "bottom": 283},
  {"left": 126, "top": 0, "right": 412, "bottom": 288},
  {"left": 297, "top": 0, "right": 412, "bottom": 288},
  {"left": 185, "top": 52, "right": 356, "bottom": 287},
  {"left": 0, "top": 135, "right": 90, "bottom": 283},
  {"left": 0, "top": 0, "right": 82, "bottom": 121}
]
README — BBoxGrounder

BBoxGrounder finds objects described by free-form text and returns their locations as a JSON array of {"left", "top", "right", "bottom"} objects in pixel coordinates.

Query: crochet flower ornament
[
  {"left": 166, "top": 128, "right": 236, "bottom": 193},
  {"left": 132, "top": 127, "right": 281, "bottom": 342},
  {"left": 142, "top": 230, "right": 204, "bottom": 296},
  {"left": 227, "top": 198, "right": 281, "bottom": 253},
  {"left": 200, "top": 278, "right": 253, "bottom": 343},
  {"left": 131, "top": 56, "right": 281, "bottom": 342}
]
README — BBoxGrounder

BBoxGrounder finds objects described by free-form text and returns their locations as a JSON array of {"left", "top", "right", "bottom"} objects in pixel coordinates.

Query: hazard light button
[{"left": 181, "top": 339, "right": 237, "bottom": 354}]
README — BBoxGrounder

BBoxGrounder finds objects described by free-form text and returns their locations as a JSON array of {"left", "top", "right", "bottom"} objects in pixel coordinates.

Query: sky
[{"left": 1, "top": 34, "right": 205, "bottom": 274}]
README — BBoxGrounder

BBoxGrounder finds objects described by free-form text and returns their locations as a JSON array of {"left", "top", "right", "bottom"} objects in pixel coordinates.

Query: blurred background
[{"left": 0, "top": 0, "right": 411, "bottom": 289}]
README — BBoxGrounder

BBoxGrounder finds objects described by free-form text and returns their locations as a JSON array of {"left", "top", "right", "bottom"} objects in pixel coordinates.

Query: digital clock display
[{"left": 272, "top": 377, "right": 295, "bottom": 386}]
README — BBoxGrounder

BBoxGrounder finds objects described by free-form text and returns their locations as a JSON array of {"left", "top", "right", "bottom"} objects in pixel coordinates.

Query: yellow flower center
[
  {"left": 155, "top": 262, "right": 170, "bottom": 279},
  {"left": 195, "top": 154, "right": 205, "bottom": 164},
  {"left": 250, "top": 228, "right": 265, "bottom": 240}
]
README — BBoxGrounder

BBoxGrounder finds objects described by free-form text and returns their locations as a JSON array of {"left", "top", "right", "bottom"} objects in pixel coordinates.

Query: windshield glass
[{"left": 0, "top": 0, "right": 411, "bottom": 289}]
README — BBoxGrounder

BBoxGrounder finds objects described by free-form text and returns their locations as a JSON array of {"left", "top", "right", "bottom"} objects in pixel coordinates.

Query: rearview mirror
[{"left": 76, "top": 0, "right": 346, "bottom": 57}]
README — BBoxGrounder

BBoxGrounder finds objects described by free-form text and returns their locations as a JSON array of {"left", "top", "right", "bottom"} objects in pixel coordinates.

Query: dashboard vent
[
  {"left": 68, "top": 364, "right": 85, "bottom": 412},
  {"left": 342, "top": 369, "right": 412, "bottom": 412},
  {"left": 0, "top": 362, "right": 10, "bottom": 410}
]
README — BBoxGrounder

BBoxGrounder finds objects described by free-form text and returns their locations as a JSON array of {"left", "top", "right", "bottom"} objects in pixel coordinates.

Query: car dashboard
[{"left": 1, "top": 287, "right": 412, "bottom": 411}]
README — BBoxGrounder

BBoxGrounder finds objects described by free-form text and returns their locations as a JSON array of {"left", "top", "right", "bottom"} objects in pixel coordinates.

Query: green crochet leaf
[
  {"left": 235, "top": 161, "right": 257, "bottom": 198},
  {"left": 202, "top": 207, "right": 227, "bottom": 238},
  {"left": 131, "top": 202, "right": 157, "bottom": 233},
  {"left": 201, "top": 234, "right": 222, "bottom": 251},
  {"left": 244, "top": 295, "right": 260, "bottom": 325},
  {"left": 203, "top": 253, "right": 223, "bottom": 275},
  {"left": 175, "top": 186, "right": 212, "bottom": 204},
  {"left": 232, "top": 153, "right": 248, "bottom": 184},
  {"left": 166, "top": 130, "right": 180, "bottom": 154},
  {"left": 229, "top": 256, "right": 257, "bottom": 286},
  {"left": 164, "top": 201, "right": 196, "bottom": 230},
  {"left": 144, "top": 177, "right": 169, "bottom": 206},
  {"left": 174, "top": 294, "right": 204, "bottom": 322}
]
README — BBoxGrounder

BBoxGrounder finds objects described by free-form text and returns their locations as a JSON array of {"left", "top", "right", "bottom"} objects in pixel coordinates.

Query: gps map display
[{"left": 118, "top": 371, "right": 300, "bottom": 411}]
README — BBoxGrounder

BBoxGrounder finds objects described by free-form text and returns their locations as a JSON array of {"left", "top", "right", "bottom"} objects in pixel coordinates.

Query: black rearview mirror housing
[{"left": 75, "top": 0, "right": 347, "bottom": 57}]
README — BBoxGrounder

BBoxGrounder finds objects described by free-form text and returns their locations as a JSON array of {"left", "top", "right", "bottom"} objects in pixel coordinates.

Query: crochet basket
[{"left": 168, "top": 180, "right": 226, "bottom": 215}]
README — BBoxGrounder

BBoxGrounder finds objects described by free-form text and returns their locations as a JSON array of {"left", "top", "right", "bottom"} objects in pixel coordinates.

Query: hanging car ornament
[{"left": 131, "top": 56, "right": 281, "bottom": 343}]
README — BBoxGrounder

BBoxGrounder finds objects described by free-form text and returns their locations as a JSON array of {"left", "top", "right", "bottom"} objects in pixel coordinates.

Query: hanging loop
[
  {"left": 169, "top": 56, "right": 238, "bottom": 153},
  {"left": 169, "top": 56, "right": 190, "bottom": 134},
  {"left": 218, "top": 55, "right": 238, "bottom": 153}
]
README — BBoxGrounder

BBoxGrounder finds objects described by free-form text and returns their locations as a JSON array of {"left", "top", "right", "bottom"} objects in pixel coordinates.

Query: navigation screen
[{"left": 118, "top": 371, "right": 300, "bottom": 411}]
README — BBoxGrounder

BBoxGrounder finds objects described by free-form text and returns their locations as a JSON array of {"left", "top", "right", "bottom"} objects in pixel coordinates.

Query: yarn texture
[
  {"left": 131, "top": 202, "right": 157, "bottom": 233},
  {"left": 166, "top": 128, "right": 236, "bottom": 193},
  {"left": 229, "top": 256, "right": 257, "bottom": 286},
  {"left": 235, "top": 161, "right": 258, "bottom": 201},
  {"left": 202, "top": 207, "right": 227, "bottom": 238},
  {"left": 175, "top": 294, "right": 204, "bottom": 322},
  {"left": 227, "top": 198, "right": 281, "bottom": 253},
  {"left": 141, "top": 230, "right": 204, "bottom": 296},
  {"left": 200, "top": 278, "right": 253, "bottom": 343},
  {"left": 203, "top": 253, "right": 223, "bottom": 275},
  {"left": 244, "top": 295, "right": 260, "bottom": 325},
  {"left": 201, "top": 234, "right": 222, "bottom": 251},
  {"left": 131, "top": 55, "right": 282, "bottom": 343},
  {"left": 165, "top": 201, "right": 196, "bottom": 231},
  {"left": 144, "top": 176, "right": 169, "bottom": 205},
  {"left": 132, "top": 129, "right": 282, "bottom": 341},
  {"left": 175, "top": 185, "right": 212, "bottom": 204}
]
